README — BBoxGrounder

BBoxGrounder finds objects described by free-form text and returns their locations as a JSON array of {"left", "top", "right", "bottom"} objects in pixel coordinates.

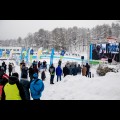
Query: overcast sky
[{"left": 0, "top": 20, "right": 117, "bottom": 40}]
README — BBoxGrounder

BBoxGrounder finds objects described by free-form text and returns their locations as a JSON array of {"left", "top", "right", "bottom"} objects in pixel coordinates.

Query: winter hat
[
  {"left": 33, "top": 73, "right": 38, "bottom": 78},
  {"left": 2, "top": 74, "right": 9, "bottom": 80},
  {"left": 9, "top": 76, "right": 19, "bottom": 84},
  {"left": 12, "top": 72, "right": 19, "bottom": 78}
]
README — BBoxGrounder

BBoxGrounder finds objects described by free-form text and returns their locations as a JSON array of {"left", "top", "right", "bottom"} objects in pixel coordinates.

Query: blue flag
[
  {"left": 60, "top": 50, "right": 65, "bottom": 56},
  {"left": 20, "top": 47, "right": 25, "bottom": 62},
  {"left": 50, "top": 48, "right": 54, "bottom": 65},
  {"left": 0, "top": 49, "right": 2, "bottom": 57},
  {"left": 26, "top": 48, "right": 30, "bottom": 64}
]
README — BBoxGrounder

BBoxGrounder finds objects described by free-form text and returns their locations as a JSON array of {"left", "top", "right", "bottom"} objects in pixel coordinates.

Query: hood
[
  {"left": 33, "top": 73, "right": 38, "bottom": 79},
  {"left": 9, "top": 76, "right": 19, "bottom": 85}
]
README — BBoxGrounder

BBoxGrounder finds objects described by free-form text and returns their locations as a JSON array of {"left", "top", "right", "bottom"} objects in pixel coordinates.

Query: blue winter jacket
[
  {"left": 30, "top": 79, "right": 44, "bottom": 99},
  {"left": 56, "top": 66, "right": 62, "bottom": 76}
]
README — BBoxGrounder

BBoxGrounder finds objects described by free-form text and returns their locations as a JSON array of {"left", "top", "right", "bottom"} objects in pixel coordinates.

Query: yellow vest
[{"left": 4, "top": 83, "right": 22, "bottom": 100}]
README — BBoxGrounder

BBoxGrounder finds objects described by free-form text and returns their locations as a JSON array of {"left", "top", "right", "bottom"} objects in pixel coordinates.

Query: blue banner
[
  {"left": 0, "top": 49, "right": 2, "bottom": 57},
  {"left": 26, "top": 48, "right": 30, "bottom": 64},
  {"left": 90, "top": 44, "right": 92, "bottom": 60},
  {"left": 50, "top": 48, "right": 54, "bottom": 65},
  {"left": 20, "top": 47, "right": 26, "bottom": 62},
  {"left": 30, "top": 49, "right": 34, "bottom": 55},
  {"left": 60, "top": 50, "right": 65, "bottom": 56},
  {"left": 6, "top": 50, "right": 10, "bottom": 55}
]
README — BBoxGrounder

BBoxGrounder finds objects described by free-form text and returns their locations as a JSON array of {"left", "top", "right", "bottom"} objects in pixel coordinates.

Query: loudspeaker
[
  {"left": 108, "top": 58, "right": 112, "bottom": 63},
  {"left": 81, "top": 56, "right": 84, "bottom": 60}
]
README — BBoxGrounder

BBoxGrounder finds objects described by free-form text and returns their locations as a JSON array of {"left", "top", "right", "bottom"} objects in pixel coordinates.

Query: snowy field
[{"left": 1, "top": 56, "right": 120, "bottom": 100}]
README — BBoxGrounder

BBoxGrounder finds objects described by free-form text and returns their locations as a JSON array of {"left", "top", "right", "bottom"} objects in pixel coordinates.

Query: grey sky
[{"left": 0, "top": 20, "right": 117, "bottom": 40}]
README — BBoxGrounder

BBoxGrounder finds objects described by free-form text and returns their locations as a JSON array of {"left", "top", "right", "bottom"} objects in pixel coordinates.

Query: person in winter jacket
[
  {"left": 41, "top": 70, "right": 46, "bottom": 81},
  {"left": 43, "top": 60, "right": 47, "bottom": 71},
  {"left": 21, "top": 64, "right": 28, "bottom": 79},
  {"left": 72, "top": 64, "right": 78, "bottom": 76},
  {"left": 2, "top": 61, "right": 7, "bottom": 73},
  {"left": 82, "top": 65, "right": 87, "bottom": 76},
  {"left": 58, "top": 59, "right": 62, "bottom": 67},
  {"left": 68, "top": 65, "right": 73, "bottom": 75},
  {"left": 0, "top": 73, "right": 9, "bottom": 100},
  {"left": 30, "top": 73, "right": 44, "bottom": 100},
  {"left": 0, "top": 66, "right": 5, "bottom": 80},
  {"left": 56, "top": 65, "right": 62, "bottom": 82},
  {"left": 77, "top": 64, "right": 81, "bottom": 75},
  {"left": 8, "top": 63, "right": 12, "bottom": 76},
  {"left": 29, "top": 65, "right": 34, "bottom": 83},
  {"left": 85, "top": 63, "right": 90, "bottom": 77},
  {"left": 2, "top": 76, "right": 25, "bottom": 100},
  {"left": 63, "top": 65, "right": 69, "bottom": 77},
  {"left": 49, "top": 64, "right": 55, "bottom": 84},
  {"left": 20, "top": 74, "right": 30, "bottom": 100},
  {"left": 33, "top": 65, "right": 38, "bottom": 75},
  {"left": 20, "top": 60, "right": 25, "bottom": 71},
  {"left": 32, "top": 60, "right": 37, "bottom": 68},
  {"left": 38, "top": 61, "right": 41, "bottom": 72}
]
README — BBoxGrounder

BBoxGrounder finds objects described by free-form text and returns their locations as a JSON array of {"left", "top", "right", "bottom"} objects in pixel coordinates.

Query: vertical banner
[
  {"left": 50, "top": 48, "right": 54, "bottom": 65},
  {"left": 37, "top": 47, "right": 42, "bottom": 62},
  {"left": 20, "top": 47, "right": 25, "bottom": 62},
  {"left": 0, "top": 49, "right": 2, "bottom": 58},
  {"left": 9, "top": 49, "right": 13, "bottom": 59},
  {"left": 26, "top": 48, "right": 30, "bottom": 64},
  {"left": 90, "top": 44, "right": 92, "bottom": 60},
  {"left": 29, "top": 48, "right": 34, "bottom": 64},
  {"left": 60, "top": 49, "right": 65, "bottom": 60},
  {"left": 6, "top": 50, "right": 10, "bottom": 58},
  {"left": 119, "top": 43, "right": 120, "bottom": 62}
]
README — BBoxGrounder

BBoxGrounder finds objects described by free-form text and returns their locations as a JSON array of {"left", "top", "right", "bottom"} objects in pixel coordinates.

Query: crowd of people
[
  {"left": 0, "top": 59, "right": 91, "bottom": 100},
  {"left": 0, "top": 60, "right": 45, "bottom": 100}
]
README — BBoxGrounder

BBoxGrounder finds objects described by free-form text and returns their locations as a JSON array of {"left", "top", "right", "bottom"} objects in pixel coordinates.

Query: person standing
[
  {"left": 2, "top": 76, "right": 25, "bottom": 100},
  {"left": 28, "top": 65, "right": 34, "bottom": 83},
  {"left": 56, "top": 65, "right": 62, "bottom": 82},
  {"left": 0, "top": 73, "right": 9, "bottom": 100},
  {"left": 2, "top": 61, "right": 7, "bottom": 73},
  {"left": 77, "top": 64, "right": 81, "bottom": 75},
  {"left": 41, "top": 70, "right": 46, "bottom": 81},
  {"left": 82, "top": 65, "right": 87, "bottom": 76},
  {"left": 72, "top": 64, "right": 78, "bottom": 76},
  {"left": 38, "top": 61, "right": 41, "bottom": 72},
  {"left": 11, "top": 63, "right": 15, "bottom": 74},
  {"left": 63, "top": 65, "right": 69, "bottom": 77},
  {"left": 58, "top": 59, "right": 62, "bottom": 67},
  {"left": 49, "top": 64, "right": 55, "bottom": 84},
  {"left": 85, "top": 63, "right": 90, "bottom": 77},
  {"left": 8, "top": 63, "right": 12, "bottom": 76},
  {"left": 20, "top": 74, "right": 30, "bottom": 100},
  {"left": 43, "top": 60, "right": 47, "bottom": 71},
  {"left": 21, "top": 64, "right": 28, "bottom": 79},
  {"left": 30, "top": 73, "right": 44, "bottom": 100}
]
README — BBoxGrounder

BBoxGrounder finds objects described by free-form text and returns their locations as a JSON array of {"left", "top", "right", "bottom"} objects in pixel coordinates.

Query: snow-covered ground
[{"left": 1, "top": 56, "right": 120, "bottom": 100}]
